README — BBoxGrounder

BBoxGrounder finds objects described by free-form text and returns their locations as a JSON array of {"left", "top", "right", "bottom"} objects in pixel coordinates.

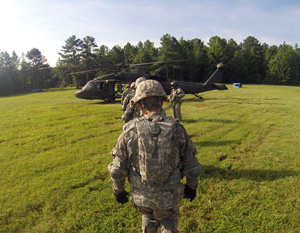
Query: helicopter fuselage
[{"left": 75, "top": 63, "right": 228, "bottom": 102}]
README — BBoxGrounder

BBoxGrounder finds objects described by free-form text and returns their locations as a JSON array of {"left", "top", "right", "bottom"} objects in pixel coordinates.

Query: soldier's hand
[
  {"left": 115, "top": 190, "right": 129, "bottom": 204},
  {"left": 183, "top": 185, "right": 196, "bottom": 202}
]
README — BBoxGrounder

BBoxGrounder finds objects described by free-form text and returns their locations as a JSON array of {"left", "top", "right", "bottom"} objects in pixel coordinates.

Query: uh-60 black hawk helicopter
[{"left": 74, "top": 58, "right": 229, "bottom": 102}]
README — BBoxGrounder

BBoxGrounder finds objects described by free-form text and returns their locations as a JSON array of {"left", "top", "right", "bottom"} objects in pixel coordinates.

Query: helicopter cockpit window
[
  {"left": 95, "top": 82, "right": 108, "bottom": 92},
  {"left": 82, "top": 81, "right": 95, "bottom": 91},
  {"left": 96, "top": 82, "right": 101, "bottom": 92}
]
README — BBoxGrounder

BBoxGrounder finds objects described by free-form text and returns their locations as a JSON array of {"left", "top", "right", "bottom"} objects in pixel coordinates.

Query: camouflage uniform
[
  {"left": 121, "top": 77, "right": 147, "bottom": 123},
  {"left": 169, "top": 82, "right": 185, "bottom": 121},
  {"left": 121, "top": 101, "right": 141, "bottom": 123},
  {"left": 109, "top": 80, "right": 201, "bottom": 233},
  {"left": 122, "top": 82, "right": 136, "bottom": 112},
  {"left": 121, "top": 84, "right": 132, "bottom": 107}
]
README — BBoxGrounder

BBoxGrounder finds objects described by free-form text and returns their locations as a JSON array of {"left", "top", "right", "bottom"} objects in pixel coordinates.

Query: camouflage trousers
[
  {"left": 131, "top": 184, "right": 184, "bottom": 233},
  {"left": 171, "top": 102, "right": 182, "bottom": 121},
  {"left": 137, "top": 205, "right": 179, "bottom": 233}
]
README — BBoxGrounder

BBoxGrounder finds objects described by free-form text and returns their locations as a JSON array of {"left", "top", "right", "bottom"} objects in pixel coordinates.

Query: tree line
[{"left": 1, "top": 33, "right": 300, "bottom": 97}]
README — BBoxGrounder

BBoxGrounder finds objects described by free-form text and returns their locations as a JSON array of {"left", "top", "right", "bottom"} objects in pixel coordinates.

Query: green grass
[{"left": 1, "top": 85, "right": 300, "bottom": 232}]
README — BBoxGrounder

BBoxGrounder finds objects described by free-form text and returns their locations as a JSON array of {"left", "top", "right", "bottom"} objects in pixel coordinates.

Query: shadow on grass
[
  {"left": 89, "top": 100, "right": 122, "bottom": 105},
  {"left": 46, "top": 88, "right": 77, "bottom": 92},
  {"left": 202, "top": 165, "right": 299, "bottom": 181},
  {"left": 182, "top": 98, "right": 205, "bottom": 103}
]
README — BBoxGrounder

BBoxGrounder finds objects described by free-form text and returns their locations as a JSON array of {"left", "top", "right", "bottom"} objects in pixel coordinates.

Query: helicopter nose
[{"left": 75, "top": 90, "right": 85, "bottom": 99}]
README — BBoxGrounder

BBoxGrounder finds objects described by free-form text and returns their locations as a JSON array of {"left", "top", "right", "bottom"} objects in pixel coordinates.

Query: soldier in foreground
[
  {"left": 108, "top": 80, "right": 201, "bottom": 232},
  {"left": 169, "top": 81, "right": 185, "bottom": 121}
]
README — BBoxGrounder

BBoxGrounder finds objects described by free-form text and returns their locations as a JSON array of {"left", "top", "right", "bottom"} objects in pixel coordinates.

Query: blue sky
[{"left": 1, "top": 0, "right": 299, "bottom": 66}]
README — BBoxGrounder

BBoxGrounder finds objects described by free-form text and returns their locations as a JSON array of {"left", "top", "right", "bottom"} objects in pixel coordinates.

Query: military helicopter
[{"left": 74, "top": 58, "right": 229, "bottom": 102}]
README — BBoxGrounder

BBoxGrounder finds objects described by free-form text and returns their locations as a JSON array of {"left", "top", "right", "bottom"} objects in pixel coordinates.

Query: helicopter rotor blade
[
  {"left": 42, "top": 60, "right": 187, "bottom": 75},
  {"left": 205, "top": 66, "right": 216, "bottom": 72},
  {"left": 128, "top": 60, "right": 186, "bottom": 67},
  {"left": 211, "top": 53, "right": 220, "bottom": 64},
  {"left": 114, "top": 60, "right": 186, "bottom": 69},
  {"left": 67, "top": 68, "right": 101, "bottom": 76}
]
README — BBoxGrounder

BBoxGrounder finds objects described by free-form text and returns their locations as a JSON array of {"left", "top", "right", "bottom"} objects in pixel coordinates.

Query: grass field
[{"left": 1, "top": 85, "right": 300, "bottom": 232}]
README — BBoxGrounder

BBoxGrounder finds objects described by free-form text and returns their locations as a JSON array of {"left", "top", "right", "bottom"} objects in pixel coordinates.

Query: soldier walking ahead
[
  {"left": 122, "top": 77, "right": 146, "bottom": 123},
  {"left": 122, "top": 82, "right": 136, "bottom": 112},
  {"left": 169, "top": 81, "right": 185, "bottom": 121},
  {"left": 108, "top": 80, "right": 201, "bottom": 232},
  {"left": 121, "top": 83, "right": 131, "bottom": 106}
]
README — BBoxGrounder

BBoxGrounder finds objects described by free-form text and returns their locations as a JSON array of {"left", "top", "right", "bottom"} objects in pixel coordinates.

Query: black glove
[
  {"left": 184, "top": 185, "right": 196, "bottom": 202},
  {"left": 115, "top": 190, "right": 129, "bottom": 204}
]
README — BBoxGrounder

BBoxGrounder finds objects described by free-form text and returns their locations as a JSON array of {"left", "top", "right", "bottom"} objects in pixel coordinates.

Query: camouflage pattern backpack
[{"left": 124, "top": 116, "right": 181, "bottom": 189}]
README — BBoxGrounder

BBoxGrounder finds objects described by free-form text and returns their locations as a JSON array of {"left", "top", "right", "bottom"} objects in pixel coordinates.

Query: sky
[{"left": 1, "top": 0, "right": 300, "bottom": 66}]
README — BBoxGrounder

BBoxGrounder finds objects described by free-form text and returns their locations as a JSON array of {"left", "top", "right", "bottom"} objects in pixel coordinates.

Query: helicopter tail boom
[
  {"left": 202, "top": 65, "right": 227, "bottom": 91},
  {"left": 213, "top": 83, "right": 228, "bottom": 90}
]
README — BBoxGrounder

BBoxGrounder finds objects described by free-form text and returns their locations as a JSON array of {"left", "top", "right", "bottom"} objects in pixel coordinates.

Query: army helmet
[
  {"left": 132, "top": 80, "right": 167, "bottom": 104},
  {"left": 130, "top": 82, "right": 136, "bottom": 89},
  {"left": 171, "top": 81, "right": 178, "bottom": 88},
  {"left": 135, "top": 77, "right": 146, "bottom": 87}
]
